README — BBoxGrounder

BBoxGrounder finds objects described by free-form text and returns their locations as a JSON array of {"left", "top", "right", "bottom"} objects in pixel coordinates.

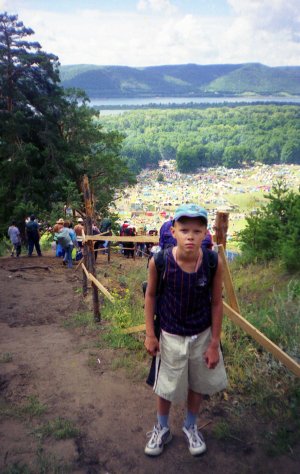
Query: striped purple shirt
[{"left": 159, "top": 248, "right": 214, "bottom": 336}]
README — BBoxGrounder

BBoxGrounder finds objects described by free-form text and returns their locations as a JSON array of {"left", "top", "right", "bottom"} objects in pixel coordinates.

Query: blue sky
[{"left": 1, "top": 0, "right": 299, "bottom": 67}]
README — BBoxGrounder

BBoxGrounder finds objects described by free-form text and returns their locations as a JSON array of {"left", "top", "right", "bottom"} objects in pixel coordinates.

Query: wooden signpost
[{"left": 214, "top": 211, "right": 229, "bottom": 249}]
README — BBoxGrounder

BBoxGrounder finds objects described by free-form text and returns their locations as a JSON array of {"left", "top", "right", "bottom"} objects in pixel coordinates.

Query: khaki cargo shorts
[{"left": 154, "top": 328, "right": 227, "bottom": 402}]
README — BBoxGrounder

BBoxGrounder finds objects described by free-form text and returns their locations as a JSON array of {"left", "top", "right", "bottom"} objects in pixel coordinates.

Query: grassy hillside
[
  {"left": 207, "top": 63, "right": 300, "bottom": 95},
  {"left": 59, "top": 63, "right": 300, "bottom": 98}
]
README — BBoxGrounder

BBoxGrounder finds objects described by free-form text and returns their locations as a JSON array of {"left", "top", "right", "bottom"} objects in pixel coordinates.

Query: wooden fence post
[
  {"left": 214, "top": 211, "right": 229, "bottom": 249},
  {"left": 82, "top": 175, "right": 100, "bottom": 322}
]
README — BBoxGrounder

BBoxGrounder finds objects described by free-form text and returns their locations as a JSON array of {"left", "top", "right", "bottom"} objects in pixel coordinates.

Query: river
[{"left": 90, "top": 95, "right": 300, "bottom": 114}]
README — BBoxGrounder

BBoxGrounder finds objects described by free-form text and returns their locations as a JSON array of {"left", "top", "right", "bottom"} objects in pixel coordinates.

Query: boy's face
[{"left": 171, "top": 217, "right": 207, "bottom": 253}]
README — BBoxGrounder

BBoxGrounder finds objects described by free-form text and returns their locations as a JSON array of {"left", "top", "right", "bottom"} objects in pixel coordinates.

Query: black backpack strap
[
  {"left": 202, "top": 248, "right": 218, "bottom": 285},
  {"left": 153, "top": 248, "right": 169, "bottom": 295}
]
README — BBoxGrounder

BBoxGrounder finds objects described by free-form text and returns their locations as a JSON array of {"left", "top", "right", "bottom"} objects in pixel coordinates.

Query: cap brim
[{"left": 174, "top": 212, "right": 207, "bottom": 222}]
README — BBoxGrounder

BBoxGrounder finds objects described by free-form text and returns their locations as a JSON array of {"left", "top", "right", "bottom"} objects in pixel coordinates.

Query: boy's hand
[
  {"left": 144, "top": 335, "right": 160, "bottom": 356},
  {"left": 204, "top": 343, "right": 220, "bottom": 369}
]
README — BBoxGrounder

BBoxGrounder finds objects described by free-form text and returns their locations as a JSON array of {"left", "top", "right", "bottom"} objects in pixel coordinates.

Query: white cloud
[
  {"left": 137, "top": 0, "right": 177, "bottom": 14},
  {"left": 223, "top": 0, "right": 300, "bottom": 65},
  {"left": 2, "top": 1, "right": 300, "bottom": 67}
]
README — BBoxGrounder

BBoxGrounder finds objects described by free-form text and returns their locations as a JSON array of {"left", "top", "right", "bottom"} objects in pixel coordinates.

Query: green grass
[
  {"left": 0, "top": 352, "right": 13, "bottom": 363},
  {"left": 21, "top": 395, "right": 48, "bottom": 417},
  {"left": 36, "top": 447, "right": 72, "bottom": 474},
  {"left": 225, "top": 190, "right": 267, "bottom": 211},
  {"left": 34, "top": 417, "right": 79, "bottom": 440},
  {"left": 0, "top": 236, "right": 13, "bottom": 256},
  {"left": 63, "top": 311, "right": 99, "bottom": 330},
  {"left": 110, "top": 349, "right": 149, "bottom": 380},
  {"left": 0, "top": 395, "right": 47, "bottom": 419},
  {"left": 212, "top": 420, "right": 232, "bottom": 440},
  {"left": 1, "top": 463, "right": 32, "bottom": 474}
]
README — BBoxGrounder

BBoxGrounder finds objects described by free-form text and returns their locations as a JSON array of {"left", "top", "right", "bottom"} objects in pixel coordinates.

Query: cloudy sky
[{"left": 1, "top": 0, "right": 300, "bottom": 67}]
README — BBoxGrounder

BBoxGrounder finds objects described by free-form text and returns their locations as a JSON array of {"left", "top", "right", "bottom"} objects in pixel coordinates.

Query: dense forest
[
  {"left": 60, "top": 63, "right": 300, "bottom": 98},
  {"left": 100, "top": 105, "right": 300, "bottom": 173}
]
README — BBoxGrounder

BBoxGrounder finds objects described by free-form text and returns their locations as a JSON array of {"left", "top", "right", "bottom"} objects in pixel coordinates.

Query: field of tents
[{"left": 112, "top": 162, "right": 300, "bottom": 246}]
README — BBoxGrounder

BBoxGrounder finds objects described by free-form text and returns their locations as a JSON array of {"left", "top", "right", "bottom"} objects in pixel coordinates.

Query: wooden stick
[
  {"left": 83, "top": 175, "right": 100, "bottom": 322},
  {"left": 81, "top": 263, "right": 115, "bottom": 303},
  {"left": 218, "top": 244, "right": 240, "bottom": 313},
  {"left": 223, "top": 301, "right": 300, "bottom": 378},
  {"left": 81, "top": 262, "right": 89, "bottom": 279},
  {"left": 88, "top": 273, "right": 115, "bottom": 303},
  {"left": 84, "top": 235, "right": 159, "bottom": 243},
  {"left": 122, "top": 324, "right": 146, "bottom": 334},
  {"left": 75, "top": 257, "right": 84, "bottom": 270}
]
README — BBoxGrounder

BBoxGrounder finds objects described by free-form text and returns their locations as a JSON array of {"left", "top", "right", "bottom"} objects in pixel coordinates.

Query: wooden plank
[
  {"left": 218, "top": 244, "right": 240, "bottom": 313},
  {"left": 81, "top": 262, "right": 89, "bottom": 279},
  {"left": 122, "top": 324, "right": 146, "bottom": 334},
  {"left": 81, "top": 263, "right": 114, "bottom": 303},
  {"left": 84, "top": 235, "right": 159, "bottom": 243},
  {"left": 223, "top": 301, "right": 300, "bottom": 378}
]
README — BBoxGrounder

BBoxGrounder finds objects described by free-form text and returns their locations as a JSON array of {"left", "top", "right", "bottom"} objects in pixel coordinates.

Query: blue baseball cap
[{"left": 174, "top": 203, "right": 208, "bottom": 224}]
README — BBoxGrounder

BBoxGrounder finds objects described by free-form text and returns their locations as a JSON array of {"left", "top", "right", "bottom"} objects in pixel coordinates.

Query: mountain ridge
[{"left": 59, "top": 63, "right": 300, "bottom": 98}]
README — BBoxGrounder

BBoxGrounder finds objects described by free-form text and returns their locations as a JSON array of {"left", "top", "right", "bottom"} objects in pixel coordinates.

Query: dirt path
[{"left": 0, "top": 255, "right": 299, "bottom": 473}]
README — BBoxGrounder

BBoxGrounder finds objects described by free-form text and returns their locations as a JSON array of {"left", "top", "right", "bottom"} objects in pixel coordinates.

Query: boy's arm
[
  {"left": 204, "top": 255, "right": 223, "bottom": 369},
  {"left": 144, "top": 258, "right": 160, "bottom": 356}
]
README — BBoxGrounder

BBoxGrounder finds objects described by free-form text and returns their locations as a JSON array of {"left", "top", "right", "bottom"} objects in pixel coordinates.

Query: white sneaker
[
  {"left": 145, "top": 423, "right": 172, "bottom": 456},
  {"left": 182, "top": 424, "right": 206, "bottom": 456}
]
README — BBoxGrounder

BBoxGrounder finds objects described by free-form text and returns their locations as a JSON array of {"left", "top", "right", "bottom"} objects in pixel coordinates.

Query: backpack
[
  {"left": 55, "top": 228, "right": 71, "bottom": 249},
  {"left": 158, "top": 220, "right": 176, "bottom": 249},
  {"left": 144, "top": 247, "right": 218, "bottom": 387},
  {"left": 124, "top": 226, "right": 134, "bottom": 237}
]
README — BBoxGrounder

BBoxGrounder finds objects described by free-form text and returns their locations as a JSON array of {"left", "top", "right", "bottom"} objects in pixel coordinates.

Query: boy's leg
[
  {"left": 184, "top": 389, "right": 203, "bottom": 428},
  {"left": 145, "top": 396, "right": 172, "bottom": 457},
  {"left": 157, "top": 395, "right": 171, "bottom": 427},
  {"left": 182, "top": 391, "right": 206, "bottom": 456}
]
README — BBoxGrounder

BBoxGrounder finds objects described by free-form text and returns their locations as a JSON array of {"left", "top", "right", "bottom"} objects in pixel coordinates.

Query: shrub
[{"left": 238, "top": 180, "right": 300, "bottom": 271}]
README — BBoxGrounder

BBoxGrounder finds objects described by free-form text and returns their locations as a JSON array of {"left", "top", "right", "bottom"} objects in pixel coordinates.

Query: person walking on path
[
  {"left": 54, "top": 220, "right": 74, "bottom": 268},
  {"left": 74, "top": 217, "right": 84, "bottom": 248},
  {"left": 144, "top": 203, "right": 227, "bottom": 457},
  {"left": 26, "top": 215, "right": 42, "bottom": 257},
  {"left": 8, "top": 221, "right": 22, "bottom": 257}
]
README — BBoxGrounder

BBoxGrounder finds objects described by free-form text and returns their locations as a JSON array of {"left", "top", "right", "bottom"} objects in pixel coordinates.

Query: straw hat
[{"left": 56, "top": 218, "right": 64, "bottom": 225}]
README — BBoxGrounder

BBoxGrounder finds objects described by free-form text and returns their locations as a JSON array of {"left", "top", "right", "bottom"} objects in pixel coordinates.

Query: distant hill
[{"left": 59, "top": 63, "right": 300, "bottom": 98}]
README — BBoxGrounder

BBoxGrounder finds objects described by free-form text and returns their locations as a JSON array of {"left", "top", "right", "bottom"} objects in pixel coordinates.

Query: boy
[{"left": 144, "top": 203, "right": 227, "bottom": 456}]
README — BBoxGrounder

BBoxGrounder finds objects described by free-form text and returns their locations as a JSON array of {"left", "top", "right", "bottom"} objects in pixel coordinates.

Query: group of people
[{"left": 8, "top": 215, "right": 42, "bottom": 258}]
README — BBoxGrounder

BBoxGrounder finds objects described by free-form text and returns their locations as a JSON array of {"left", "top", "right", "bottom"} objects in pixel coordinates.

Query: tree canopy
[
  {"left": 100, "top": 106, "right": 300, "bottom": 173},
  {"left": 0, "top": 12, "right": 135, "bottom": 233},
  {"left": 238, "top": 181, "right": 300, "bottom": 271}
]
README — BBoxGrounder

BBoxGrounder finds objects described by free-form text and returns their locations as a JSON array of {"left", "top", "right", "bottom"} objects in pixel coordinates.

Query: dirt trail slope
[{"left": 0, "top": 255, "right": 299, "bottom": 473}]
